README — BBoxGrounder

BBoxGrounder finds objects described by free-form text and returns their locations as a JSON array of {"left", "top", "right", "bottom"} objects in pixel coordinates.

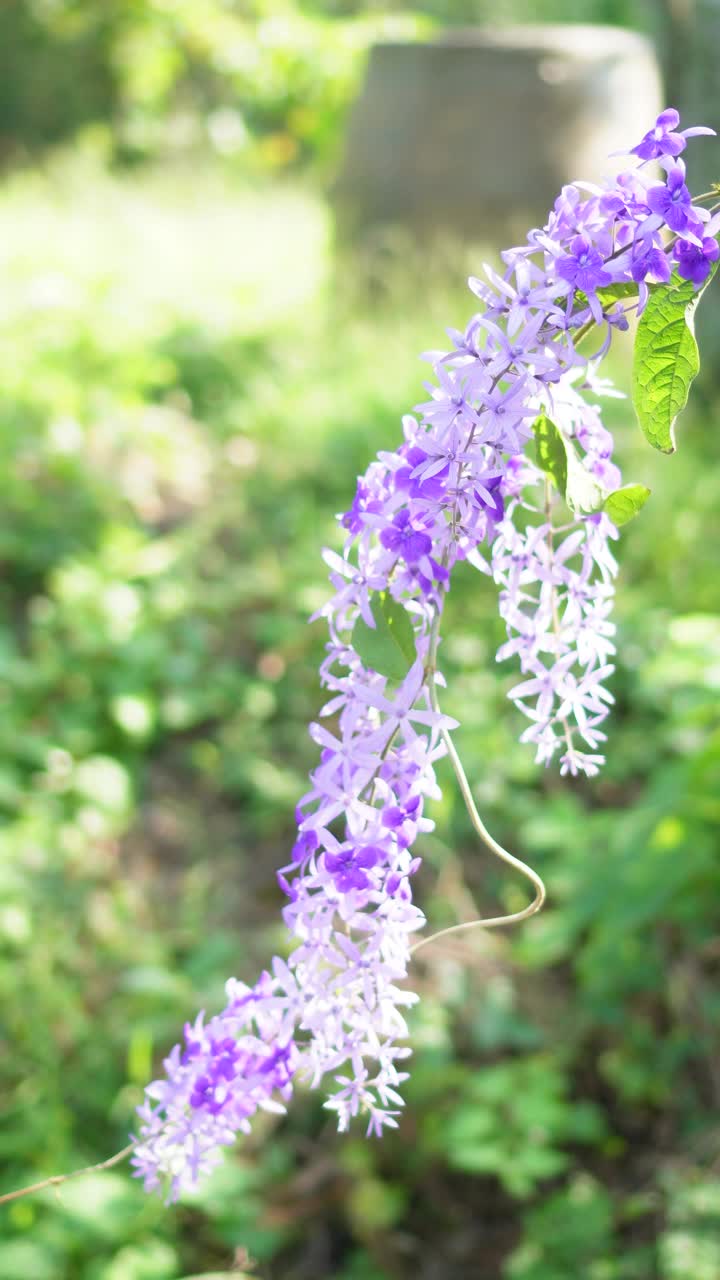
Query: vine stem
[
  {"left": 410, "top": 677, "right": 546, "bottom": 957},
  {"left": 409, "top": 267, "right": 614, "bottom": 956},
  {"left": 0, "top": 1143, "right": 134, "bottom": 1207},
  {"left": 410, "top": 588, "right": 546, "bottom": 960}
]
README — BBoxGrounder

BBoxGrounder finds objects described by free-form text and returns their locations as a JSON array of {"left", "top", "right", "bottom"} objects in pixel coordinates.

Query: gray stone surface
[{"left": 334, "top": 25, "right": 663, "bottom": 243}]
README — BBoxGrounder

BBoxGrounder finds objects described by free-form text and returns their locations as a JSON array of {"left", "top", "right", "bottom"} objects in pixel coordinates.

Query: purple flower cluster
[
  {"left": 492, "top": 384, "right": 619, "bottom": 777},
  {"left": 133, "top": 968, "right": 298, "bottom": 1199},
  {"left": 132, "top": 110, "right": 717, "bottom": 1198}
]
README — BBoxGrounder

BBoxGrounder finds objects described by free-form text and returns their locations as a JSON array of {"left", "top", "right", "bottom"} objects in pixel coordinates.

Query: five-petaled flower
[
  {"left": 646, "top": 162, "right": 699, "bottom": 234},
  {"left": 631, "top": 107, "right": 715, "bottom": 160},
  {"left": 674, "top": 235, "right": 719, "bottom": 285}
]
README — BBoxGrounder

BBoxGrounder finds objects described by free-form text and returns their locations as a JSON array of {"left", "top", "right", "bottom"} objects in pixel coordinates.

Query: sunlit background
[{"left": 1, "top": 3, "right": 720, "bottom": 1278}]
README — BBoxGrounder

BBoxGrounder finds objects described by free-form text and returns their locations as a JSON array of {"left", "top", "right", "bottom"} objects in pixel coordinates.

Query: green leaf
[
  {"left": 352, "top": 592, "right": 416, "bottom": 680},
  {"left": 595, "top": 281, "right": 641, "bottom": 306},
  {"left": 573, "top": 281, "right": 640, "bottom": 316},
  {"left": 533, "top": 415, "right": 567, "bottom": 494},
  {"left": 604, "top": 483, "right": 651, "bottom": 526},
  {"left": 632, "top": 268, "right": 717, "bottom": 452},
  {"left": 532, "top": 415, "right": 606, "bottom": 514}
]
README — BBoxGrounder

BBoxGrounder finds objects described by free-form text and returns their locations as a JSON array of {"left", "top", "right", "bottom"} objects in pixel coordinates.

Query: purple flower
[
  {"left": 476, "top": 375, "right": 536, "bottom": 450},
  {"left": 132, "top": 970, "right": 300, "bottom": 1200},
  {"left": 588, "top": 457, "right": 622, "bottom": 491},
  {"left": 189, "top": 1037, "right": 244, "bottom": 1114},
  {"left": 415, "top": 364, "right": 479, "bottom": 433},
  {"left": 631, "top": 108, "right": 715, "bottom": 161},
  {"left": 394, "top": 445, "right": 429, "bottom": 490},
  {"left": 646, "top": 164, "right": 698, "bottom": 234},
  {"left": 381, "top": 794, "right": 421, "bottom": 848},
  {"left": 324, "top": 843, "right": 383, "bottom": 893},
  {"left": 555, "top": 235, "right": 612, "bottom": 295},
  {"left": 341, "top": 483, "right": 383, "bottom": 535},
  {"left": 475, "top": 474, "right": 505, "bottom": 523},
  {"left": 674, "top": 235, "right": 719, "bottom": 286},
  {"left": 379, "top": 509, "right": 433, "bottom": 563},
  {"left": 492, "top": 387, "right": 621, "bottom": 767},
  {"left": 394, "top": 444, "right": 449, "bottom": 500},
  {"left": 291, "top": 828, "right": 319, "bottom": 865},
  {"left": 630, "top": 241, "right": 671, "bottom": 284}
]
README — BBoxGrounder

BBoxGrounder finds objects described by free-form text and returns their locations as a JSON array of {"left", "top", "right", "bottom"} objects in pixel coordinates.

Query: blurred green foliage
[
  {"left": 0, "top": 0, "right": 663, "bottom": 171},
  {"left": 0, "top": 143, "right": 719, "bottom": 1278},
  {"left": 0, "top": 0, "right": 431, "bottom": 170}
]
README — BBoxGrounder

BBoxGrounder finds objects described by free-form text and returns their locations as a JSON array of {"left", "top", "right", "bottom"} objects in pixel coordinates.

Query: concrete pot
[{"left": 334, "top": 25, "right": 662, "bottom": 243}]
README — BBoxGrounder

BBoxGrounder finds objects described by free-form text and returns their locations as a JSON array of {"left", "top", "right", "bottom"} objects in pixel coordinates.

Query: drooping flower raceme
[{"left": 132, "top": 110, "right": 716, "bottom": 1199}]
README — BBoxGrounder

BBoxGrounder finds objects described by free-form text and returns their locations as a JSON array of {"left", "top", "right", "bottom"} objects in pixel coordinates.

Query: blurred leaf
[
  {"left": 104, "top": 1240, "right": 178, "bottom": 1280},
  {"left": 348, "top": 1177, "right": 407, "bottom": 1231},
  {"left": 436, "top": 1056, "right": 606, "bottom": 1199},
  {"left": 605, "top": 483, "right": 651, "bottom": 526},
  {"left": 352, "top": 591, "right": 416, "bottom": 680},
  {"left": 508, "top": 1175, "right": 615, "bottom": 1279},
  {"left": 42, "top": 1173, "right": 143, "bottom": 1243},
  {"left": 0, "top": 1241, "right": 59, "bottom": 1280},
  {"left": 532, "top": 413, "right": 605, "bottom": 512},
  {"left": 74, "top": 756, "right": 132, "bottom": 816},
  {"left": 532, "top": 414, "right": 567, "bottom": 494}
]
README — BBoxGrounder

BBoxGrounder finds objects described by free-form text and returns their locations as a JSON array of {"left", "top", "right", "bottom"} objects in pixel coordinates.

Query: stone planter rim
[{"left": 371, "top": 23, "right": 657, "bottom": 56}]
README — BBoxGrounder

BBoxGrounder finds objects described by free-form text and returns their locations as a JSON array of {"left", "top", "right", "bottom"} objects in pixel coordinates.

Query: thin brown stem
[{"left": 0, "top": 1144, "right": 134, "bottom": 1208}]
